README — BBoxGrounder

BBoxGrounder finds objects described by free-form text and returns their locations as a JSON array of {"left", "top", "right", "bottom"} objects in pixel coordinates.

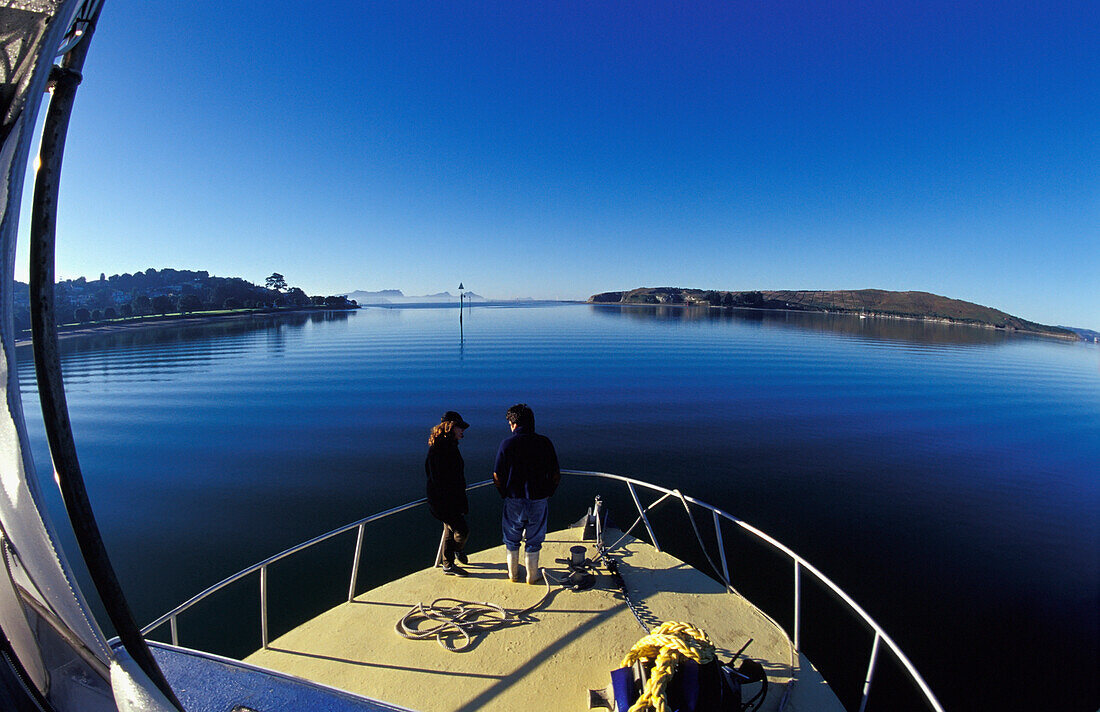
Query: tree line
[
  {"left": 701, "top": 290, "right": 765, "bottom": 307},
  {"left": 13, "top": 269, "right": 356, "bottom": 331}
]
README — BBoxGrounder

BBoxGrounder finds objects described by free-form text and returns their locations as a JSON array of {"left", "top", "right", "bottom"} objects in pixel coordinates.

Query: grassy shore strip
[{"left": 12, "top": 306, "right": 358, "bottom": 348}]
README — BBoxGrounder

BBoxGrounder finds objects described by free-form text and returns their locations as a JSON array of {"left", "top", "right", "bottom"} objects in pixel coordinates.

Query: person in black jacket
[
  {"left": 493, "top": 403, "right": 560, "bottom": 584},
  {"left": 426, "top": 411, "right": 471, "bottom": 576}
]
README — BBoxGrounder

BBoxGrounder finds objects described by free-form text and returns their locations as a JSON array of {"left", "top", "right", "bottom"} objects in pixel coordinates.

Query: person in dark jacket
[
  {"left": 492, "top": 403, "right": 560, "bottom": 584},
  {"left": 426, "top": 411, "right": 471, "bottom": 576}
]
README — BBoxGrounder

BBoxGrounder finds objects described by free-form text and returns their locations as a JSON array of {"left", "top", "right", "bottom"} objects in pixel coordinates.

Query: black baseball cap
[{"left": 441, "top": 411, "right": 470, "bottom": 429}]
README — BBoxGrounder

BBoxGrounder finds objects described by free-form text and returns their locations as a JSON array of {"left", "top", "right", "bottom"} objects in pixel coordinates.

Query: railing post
[
  {"left": 434, "top": 524, "right": 449, "bottom": 567},
  {"left": 594, "top": 496, "right": 604, "bottom": 546},
  {"left": 169, "top": 615, "right": 178, "bottom": 647},
  {"left": 858, "top": 632, "right": 882, "bottom": 712},
  {"left": 713, "top": 510, "right": 732, "bottom": 590},
  {"left": 793, "top": 561, "right": 801, "bottom": 651},
  {"left": 348, "top": 523, "right": 365, "bottom": 602},
  {"left": 627, "top": 482, "right": 661, "bottom": 551},
  {"left": 260, "top": 565, "right": 269, "bottom": 649}
]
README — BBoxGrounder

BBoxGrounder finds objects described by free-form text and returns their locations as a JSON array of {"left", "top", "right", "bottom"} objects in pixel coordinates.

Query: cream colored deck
[{"left": 245, "top": 527, "right": 844, "bottom": 712}]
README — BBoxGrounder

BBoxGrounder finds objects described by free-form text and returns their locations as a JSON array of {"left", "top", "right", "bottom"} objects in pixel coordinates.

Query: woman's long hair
[{"left": 428, "top": 420, "right": 455, "bottom": 446}]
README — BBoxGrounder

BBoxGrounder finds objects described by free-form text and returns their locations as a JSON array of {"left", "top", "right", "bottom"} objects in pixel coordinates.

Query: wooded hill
[
  {"left": 588, "top": 288, "right": 1077, "bottom": 339},
  {"left": 12, "top": 268, "right": 356, "bottom": 333}
]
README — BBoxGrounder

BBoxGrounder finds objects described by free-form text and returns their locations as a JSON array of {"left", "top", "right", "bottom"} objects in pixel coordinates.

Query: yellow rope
[{"left": 620, "top": 621, "right": 716, "bottom": 712}]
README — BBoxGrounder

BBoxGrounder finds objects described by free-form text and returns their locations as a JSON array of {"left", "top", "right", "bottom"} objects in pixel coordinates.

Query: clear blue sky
[{"left": 15, "top": 1, "right": 1100, "bottom": 328}]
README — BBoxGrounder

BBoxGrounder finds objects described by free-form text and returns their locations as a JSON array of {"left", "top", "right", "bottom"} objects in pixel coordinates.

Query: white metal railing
[
  {"left": 563, "top": 470, "right": 945, "bottom": 712},
  {"left": 141, "top": 482, "right": 494, "bottom": 648},
  {"left": 142, "top": 470, "right": 943, "bottom": 712}
]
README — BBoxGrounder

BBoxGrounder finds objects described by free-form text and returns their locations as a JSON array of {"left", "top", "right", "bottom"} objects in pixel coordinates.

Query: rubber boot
[
  {"left": 506, "top": 550, "right": 521, "bottom": 583},
  {"left": 525, "top": 551, "right": 542, "bottom": 585}
]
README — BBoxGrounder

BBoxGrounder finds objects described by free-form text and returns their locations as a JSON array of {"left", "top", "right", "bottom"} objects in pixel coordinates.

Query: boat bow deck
[{"left": 244, "top": 526, "right": 843, "bottom": 711}]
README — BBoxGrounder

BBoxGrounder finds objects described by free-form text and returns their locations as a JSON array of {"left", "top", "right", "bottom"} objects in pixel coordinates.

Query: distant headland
[
  {"left": 343, "top": 289, "right": 487, "bottom": 305},
  {"left": 588, "top": 287, "right": 1079, "bottom": 340}
]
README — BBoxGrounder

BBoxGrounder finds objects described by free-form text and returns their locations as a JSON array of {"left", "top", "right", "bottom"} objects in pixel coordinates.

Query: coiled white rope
[{"left": 395, "top": 574, "right": 552, "bottom": 651}]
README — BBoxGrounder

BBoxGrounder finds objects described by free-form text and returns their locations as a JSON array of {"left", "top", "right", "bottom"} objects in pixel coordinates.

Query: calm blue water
[{"left": 16, "top": 305, "right": 1100, "bottom": 711}]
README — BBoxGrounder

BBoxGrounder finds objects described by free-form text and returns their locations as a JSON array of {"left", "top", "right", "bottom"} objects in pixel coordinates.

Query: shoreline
[
  {"left": 12, "top": 302, "right": 1085, "bottom": 348},
  {"left": 12, "top": 306, "right": 359, "bottom": 349}
]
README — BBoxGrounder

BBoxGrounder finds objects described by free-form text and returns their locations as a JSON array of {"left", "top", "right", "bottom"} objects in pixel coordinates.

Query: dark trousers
[{"left": 434, "top": 511, "right": 469, "bottom": 563}]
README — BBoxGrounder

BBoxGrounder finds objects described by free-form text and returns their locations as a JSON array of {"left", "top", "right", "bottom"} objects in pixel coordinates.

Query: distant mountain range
[
  {"left": 343, "top": 289, "right": 487, "bottom": 305},
  {"left": 589, "top": 287, "right": 1080, "bottom": 340}
]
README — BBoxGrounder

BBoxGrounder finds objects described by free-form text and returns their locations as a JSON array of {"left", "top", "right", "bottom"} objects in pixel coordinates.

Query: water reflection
[
  {"left": 589, "top": 304, "right": 1034, "bottom": 346},
  {"left": 14, "top": 311, "right": 355, "bottom": 387},
  {"left": 459, "top": 301, "right": 467, "bottom": 358},
  {"left": 267, "top": 323, "right": 288, "bottom": 356},
  {"left": 15, "top": 310, "right": 354, "bottom": 357}
]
